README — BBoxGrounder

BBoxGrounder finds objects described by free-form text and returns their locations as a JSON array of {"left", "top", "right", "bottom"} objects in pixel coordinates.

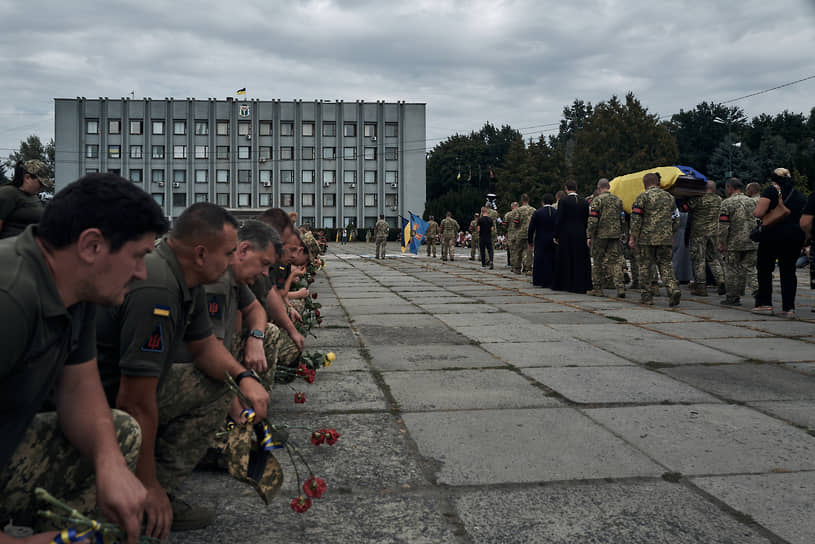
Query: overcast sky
[{"left": 1, "top": 0, "right": 814, "bottom": 158}]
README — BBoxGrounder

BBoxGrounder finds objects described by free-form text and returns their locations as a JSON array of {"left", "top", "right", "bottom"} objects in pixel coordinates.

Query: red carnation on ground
[
  {"left": 311, "top": 430, "right": 325, "bottom": 445},
  {"left": 314, "top": 309, "right": 321, "bottom": 318},
  {"left": 325, "top": 428, "right": 341, "bottom": 445},
  {"left": 308, "top": 278, "right": 314, "bottom": 284},
  {"left": 296, "top": 363, "right": 309, "bottom": 377},
  {"left": 304, "top": 369, "right": 316, "bottom": 384},
  {"left": 290, "top": 495, "right": 312, "bottom": 513},
  {"left": 303, "top": 476, "right": 327, "bottom": 499},
  {"left": 294, "top": 392, "right": 306, "bottom": 404},
  {"left": 317, "top": 318, "right": 323, "bottom": 325},
  {"left": 312, "top": 293, "right": 318, "bottom": 299}
]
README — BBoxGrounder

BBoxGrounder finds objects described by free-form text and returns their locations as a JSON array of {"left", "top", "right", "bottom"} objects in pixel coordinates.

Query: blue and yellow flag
[
  {"left": 408, "top": 212, "right": 429, "bottom": 254},
  {"left": 400, "top": 217, "right": 411, "bottom": 253},
  {"left": 236, "top": 88, "right": 247, "bottom": 95}
]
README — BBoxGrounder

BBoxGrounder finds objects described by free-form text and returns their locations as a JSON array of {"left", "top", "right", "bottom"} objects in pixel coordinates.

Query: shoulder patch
[
  {"left": 153, "top": 304, "right": 170, "bottom": 317},
  {"left": 207, "top": 293, "right": 226, "bottom": 319},
  {"left": 632, "top": 207, "right": 643, "bottom": 215},
  {"left": 140, "top": 324, "right": 164, "bottom": 353}
]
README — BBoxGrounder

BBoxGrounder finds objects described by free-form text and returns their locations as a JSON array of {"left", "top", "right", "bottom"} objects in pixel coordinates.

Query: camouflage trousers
[
  {"left": 375, "top": 237, "right": 387, "bottom": 259},
  {"left": 510, "top": 237, "right": 533, "bottom": 274},
  {"left": 690, "top": 235, "right": 725, "bottom": 286},
  {"left": 591, "top": 238, "right": 625, "bottom": 290},
  {"left": 637, "top": 245, "right": 678, "bottom": 301},
  {"left": 230, "top": 322, "right": 302, "bottom": 386},
  {"left": 0, "top": 410, "right": 141, "bottom": 525},
  {"left": 290, "top": 299, "right": 305, "bottom": 316},
  {"left": 724, "top": 250, "right": 758, "bottom": 299},
  {"left": 441, "top": 236, "right": 455, "bottom": 260},
  {"left": 426, "top": 237, "right": 437, "bottom": 257},
  {"left": 470, "top": 237, "right": 479, "bottom": 260}
]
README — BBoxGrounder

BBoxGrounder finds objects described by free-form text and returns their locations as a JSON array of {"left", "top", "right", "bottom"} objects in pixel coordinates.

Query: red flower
[
  {"left": 314, "top": 309, "right": 321, "bottom": 318},
  {"left": 304, "top": 369, "right": 316, "bottom": 384},
  {"left": 325, "top": 428, "right": 341, "bottom": 445},
  {"left": 312, "top": 293, "right": 318, "bottom": 299},
  {"left": 317, "top": 318, "right": 323, "bottom": 325},
  {"left": 308, "top": 278, "right": 314, "bottom": 284},
  {"left": 303, "top": 476, "right": 327, "bottom": 499},
  {"left": 294, "top": 392, "right": 306, "bottom": 404},
  {"left": 311, "top": 430, "right": 325, "bottom": 445},
  {"left": 296, "top": 363, "right": 309, "bottom": 377},
  {"left": 290, "top": 495, "right": 312, "bottom": 513}
]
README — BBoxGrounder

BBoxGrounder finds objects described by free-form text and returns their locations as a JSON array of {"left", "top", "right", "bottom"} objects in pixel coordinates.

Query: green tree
[
  {"left": 707, "top": 138, "right": 759, "bottom": 182},
  {"left": 667, "top": 102, "right": 745, "bottom": 176},
  {"left": 569, "top": 93, "right": 678, "bottom": 193},
  {"left": 4, "top": 135, "right": 55, "bottom": 191},
  {"left": 423, "top": 186, "right": 483, "bottom": 229}
]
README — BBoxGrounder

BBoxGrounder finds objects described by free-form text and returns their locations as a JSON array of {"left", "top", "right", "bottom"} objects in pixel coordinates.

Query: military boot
[
  {"left": 669, "top": 290, "right": 681, "bottom": 307},
  {"left": 717, "top": 282, "right": 727, "bottom": 295},
  {"left": 169, "top": 495, "right": 215, "bottom": 532},
  {"left": 616, "top": 288, "right": 626, "bottom": 298},
  {"left": 720, "top": 296, "right": 741, "bottom": 306},
  {"left": 588, "top": 289, "right": 604, "bottom": 297},
  {"left": 691, "top": 283, "right": 707, "bottom": 297}
]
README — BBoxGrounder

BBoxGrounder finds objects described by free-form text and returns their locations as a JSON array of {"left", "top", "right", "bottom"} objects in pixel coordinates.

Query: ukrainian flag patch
[{"left": 153, "top": 304, "right": 171, "bottom": 317}]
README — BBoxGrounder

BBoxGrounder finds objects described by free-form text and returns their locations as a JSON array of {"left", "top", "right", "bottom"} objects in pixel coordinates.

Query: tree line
[{"left": 425, "top": 92, "right": 815, "bottom": 221}]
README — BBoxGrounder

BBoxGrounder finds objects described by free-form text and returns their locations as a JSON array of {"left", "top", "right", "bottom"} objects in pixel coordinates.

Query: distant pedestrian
[
  {"left": 374, "top": 214, "right": 389, "bottom": 259},
  {"left": 477, "top": 206, "right": 495, "bottom": 268},
  {"left": 426, "top": 216, "right": 439, "bottom": 257},
  {"left": 586, "top": 178, "right": 625, "bottom": 298},
  {"left": 0, "top": 160, "right": 53, "bottom": 239},
  {"left": 440, "top": 211, "right": 459, "bottom": 262}
]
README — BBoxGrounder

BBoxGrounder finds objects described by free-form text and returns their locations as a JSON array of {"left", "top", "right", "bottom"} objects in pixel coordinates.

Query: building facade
[{"left": 55, "top": 97, "right": 426, "bottom": 228}]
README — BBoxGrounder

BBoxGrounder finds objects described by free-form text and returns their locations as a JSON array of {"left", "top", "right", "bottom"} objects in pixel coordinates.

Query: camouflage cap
[
  {"left": 23, "top": 159, "right": 54, "bottom": 190},
  {"left": 225, "top": 424, "right": 283, "bottom": 505},
  {"left": 302, "top": 231, "right": 320, "bottom": 262}
]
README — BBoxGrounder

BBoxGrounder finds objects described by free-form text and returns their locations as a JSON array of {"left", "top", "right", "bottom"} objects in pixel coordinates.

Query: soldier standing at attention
[
  {"left": 513, "top": 194, "right": 536, "bottom": 275},
  {"left": 469, "top": 212, "right": 480, "bottom": 261},
  {"left": 718, "top": 177, "right": 758, "bottom": 306},
  {"left": 425, "top": 215, "right": 439, "bottom": 257},
  {"left": 681, "top": 180, "right": 725, "bottom": 296},
  {"left": 587, "top": 178, "right": 626, "bottom": 298},
  {"left": 504, "top": 202, "right": 519, "bottom": 268},
  {"left": 440, "top": 211, "right": 460, "bottom": 262},
  {"left": 374, "top": 214, "right": 389, "bottom": 259},
  {"left": 629, "top": 172, "right": 681, "bottom": 306},
  {"left": 746, "top": 182, "right": 761, "bottom": 199}
]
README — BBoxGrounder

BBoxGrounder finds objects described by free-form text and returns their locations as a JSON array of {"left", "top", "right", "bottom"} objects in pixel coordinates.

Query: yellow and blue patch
[{"left": 153, "top": 304, "right": 170, "bottom": 317}]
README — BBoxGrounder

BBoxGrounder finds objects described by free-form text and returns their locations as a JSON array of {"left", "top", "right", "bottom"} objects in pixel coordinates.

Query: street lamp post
[{"left": 713, "top": 114, "right": 745, "bottom": 179}]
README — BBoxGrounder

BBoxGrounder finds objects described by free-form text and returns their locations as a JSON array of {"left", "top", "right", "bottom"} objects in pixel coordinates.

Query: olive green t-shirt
[
  {"left": 96, "top": 239, "right": 212, "bottom": 403},
  {"left": 0, "top": 185, "right": 44, "bottom": 239},
  {"left": 0, "top": 226, "right": 96, "bottom": 469}
]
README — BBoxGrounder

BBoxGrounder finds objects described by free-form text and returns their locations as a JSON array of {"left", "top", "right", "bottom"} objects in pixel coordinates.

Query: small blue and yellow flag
[
  {"left": 153, "top": 304, "right": 170, "bottom": 317},
  {"left": 236, "top": 88, "right": 247, "bottom": 95},
  {"left": 400, "top": 217, "right": 410, "bottom": 253},
  {"left": 408, "top": 213, "right": 429, "bottom": 254}
]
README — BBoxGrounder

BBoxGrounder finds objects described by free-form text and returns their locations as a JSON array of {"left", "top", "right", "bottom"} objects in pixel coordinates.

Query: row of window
[
  {"left": 87, "top": 119, "right": 398, "bottom": 138},
  {"left": 151, "top": 192, "right": 397, "bottom": 210},
  {"left": 122, "top": 168, "right": 398, "bottom": 185},
  {"left": 86, "top": 144, "right": 399, "bottom": 161}
]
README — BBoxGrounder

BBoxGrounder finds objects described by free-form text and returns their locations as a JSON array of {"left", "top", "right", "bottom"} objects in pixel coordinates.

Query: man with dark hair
[
  {"left": 96, "top": 203, "right": 269, "bottom": 539},
  {"left": 477, "top": 206, "right": 495, "bottom": 268},
  {"left": 512, "top": 194, "right": 536, "bottom": 275},
  {"left": 681, "top": 180, "right": 725, "bottom": 296},
  {"left": 587, "top": 178, "right": 626, "bottom": 297},
  {"left": 257, "top": 207, "right": 293, "bottom": 237},
  {"left": 553, "top": 181, "right": 591, "bottom": 293},
  {"left": 629, "top": 173, "right": 681, "bottom": 306},
  {"left": 425, "top": 215, "right": 439, "bottom": 257},
  {"left": 440, "top": 211, "right": 459, "bottom": 262},
  {"left": 718, "top": 177, "right": 758, "bottom": 306},
  {"left": 1, "top": 173, "right": 169, "bottom": 544},
  {"left": 374, "top": 214, "right": 389, "bottom": 259}
]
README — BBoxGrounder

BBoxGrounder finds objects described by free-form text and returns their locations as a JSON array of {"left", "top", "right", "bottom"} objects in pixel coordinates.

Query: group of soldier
[{"left": 1, "top": 172, "right": 329, "bottom": 543}]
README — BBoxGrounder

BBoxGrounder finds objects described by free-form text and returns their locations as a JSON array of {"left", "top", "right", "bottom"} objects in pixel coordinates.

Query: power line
[{"left": 720, "top": 74, "right": 815, "bottom": 104}]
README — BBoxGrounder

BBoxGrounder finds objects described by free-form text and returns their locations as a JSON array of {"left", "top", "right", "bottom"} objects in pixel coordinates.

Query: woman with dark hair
[
  {"left": 752, "top": 168, "right": 807, "bottom": 318},
  {"left": 0, "top": 160, "right": 53, "bottom": 239}
]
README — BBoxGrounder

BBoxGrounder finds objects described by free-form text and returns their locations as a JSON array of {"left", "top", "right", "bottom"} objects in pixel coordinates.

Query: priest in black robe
[
  {"left": 553, "top": 181, "right": 592, "bottom": 293},
  {"left": 527, "top": 193, "right": 557, "bottom": 288}
]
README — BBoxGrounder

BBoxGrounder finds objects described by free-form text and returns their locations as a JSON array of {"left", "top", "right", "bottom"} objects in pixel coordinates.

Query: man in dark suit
[{"left": 553, "top": 180, "right": 591, "bottom": 293}]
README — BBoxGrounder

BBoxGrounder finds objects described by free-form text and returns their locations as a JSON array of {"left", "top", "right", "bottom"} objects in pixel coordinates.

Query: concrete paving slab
[
  {"left": 677, "top": 308, "right": 770, "bottom": 321},
  {"left": 521, "top": 311, "right": 620, "bottom": 325},
  {"left": 749, "top": 400, "right": 815, "bottom": 430},
  {"left": 692, "top": 472, "right": 815, "bottom": 544},
  {"left": 475, "top": 295, "right": 542, "bottom": 305},
  {"left": 481, "top": 341, "right": 634, "bottom": 367},
  {"left": 417, "top": 303, "right": 500, "bottom": 314},
  {"left": 697, "top": 337, "right": 815, "bottom": 362},
  {"left": 452, "top": 323, "right": 568, "bottom": 343},
  {"left": 524, "top": 366, "right": 720, "bottom": 404},
  {"left": 598, "top": 309, "right": 701, "bottom": 323},
  {"left": 272, "top": 370, "right": 387, "bottom": 413},
  {"left": 318, "top": 347, "right": 369, "bottom": 372},
  {"left": 454, "top": 481, "right": 772, "bottom": 544},
  {"left": 784, "top": 362, "right": 815, "bottom": 375},
  {"left": 548, "top": 323, "right": 668, "bottom": 342},
  {"left": 357, "top": 324, "right": 473, "bottom": 346},
  {"left": 645, "top": 321, "right": 771, "bottom": 339},
  {"left": 307, "top": 327, "right": 360, "bottom": 348},
  {"left": 349, "top": 314, "right": 444, "bottom": 327},
  {"left": 342, "top": 302, "right": 425, "bottom": 315},
  {"left": 592, "top": 337, "right": 745, "bottom": 364},
  {"left": 586, "top": 404, "right": 815, "bottom": 474},
  {"left": 366, "top": 344, "right": 503, "bottom": 371},
  {"left": 732, "top": 320, "right": 815, "bottom": 336},
  {"left": 385, "top": 369, "right": 562, "bottom": 411},
  {"left": 500, "top": 302, "right": 583, "bottom": 314},
  {"left": 403, "top": 408, "right": 664, "bottom": 485},
  {"left": 661, "top": 364, "right": 815, "bottom": 402}
]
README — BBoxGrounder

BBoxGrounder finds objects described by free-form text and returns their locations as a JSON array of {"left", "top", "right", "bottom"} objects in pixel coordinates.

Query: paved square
[
  {"left": 481, "top": 341, "right": 634, "bottom": 367},
  {"left": 661, "top": 364, "right": 815, "bottom": 402},
  {"left": 366, "top": 344, "right": 502, "bottom": 371},
  {"left": 697, "top": 337, "right": 815, "bottom": 362}
]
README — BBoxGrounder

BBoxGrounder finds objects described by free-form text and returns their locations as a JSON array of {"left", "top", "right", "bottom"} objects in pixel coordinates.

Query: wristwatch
[
  {"left": 235, "top": 369, "right": 262, "bottom": 386},
  {"left": 249, "top": 329, "right": 265, "bottom": 340}
]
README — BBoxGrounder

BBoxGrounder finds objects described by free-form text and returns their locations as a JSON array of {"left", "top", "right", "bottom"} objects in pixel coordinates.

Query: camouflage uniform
[
  {"left": 374, "top": 219, "right": 389, "bottom": 259},
  {"left": 0, "top": 410, "right": 141, "bottom": 526},
  {"left": 440, "top": 216, "right": 460, "bottom": 261},
  {"left": 719, "top": 192, "right": 759, "bottom": 303},
  {"left": 587, "top": 191, "right": 626, "bottom": 295},
  {"left": 630, "top": 186, "right": 681, "bottom": 305},
  {"left": 425, "top": 219, "right": 439, "bottom": 257},
  {"left": 469, "top": 218, "right": 480, "bottom": 260},
  {"left": 682, "top": 193, "right": 725, "bottom": 294},
  {"left": 511, "top": 204, "right": 536, "bottom": 274},
  {"left": 504, "top": 209, "right": 516, "bottom": 265}
]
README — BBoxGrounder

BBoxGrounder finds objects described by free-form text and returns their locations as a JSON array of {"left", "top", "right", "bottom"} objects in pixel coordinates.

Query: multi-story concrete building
[{"left": 55, "top": 97, "right": 425, "bottom": 228}]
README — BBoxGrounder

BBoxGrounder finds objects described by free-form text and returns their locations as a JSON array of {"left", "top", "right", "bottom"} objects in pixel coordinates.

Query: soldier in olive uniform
[
  {"left": 440, "top": 211, "right": 460, "bottom": 262},
  {"left": 425, "top": 215, "right": 439, "bottom": 257},
  {"left": 628, "top": 173, "right": 681, "bottom": 306},
  {"left": 681, "top": 181, "right": 725, "bottom": 296},
  {"left": 0, "top": 174, "right": 168, "bottom": 541},
  {"left": 718, "top": 177, "right": 759, "bottom": 306},
  {"left": 587, "top": 179, "right": 626, "bottom": 297},
  {"left": 504, "top": 201, "right": 518, "bottom": 267},
  {"left": 512, "top": 195, "right": 536, "bottom": 275},
  {"left": 469, "top": 212, "right": 480, "bottom": 261},
  {"left": 374, "top": 214, "right": 389, "bottom": 259}
]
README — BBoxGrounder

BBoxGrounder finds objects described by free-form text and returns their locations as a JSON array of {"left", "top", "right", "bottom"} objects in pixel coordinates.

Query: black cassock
[
  {"left": 527, "top": 205, "right": 557, "bottom": 288},
  {"left": 552, "top": 194, "right": 591, "bottom": 293}
]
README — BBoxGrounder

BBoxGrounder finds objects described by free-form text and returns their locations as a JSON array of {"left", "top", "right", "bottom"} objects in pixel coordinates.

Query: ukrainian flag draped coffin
[{"left": 609, "top": 165, "right": 708, "bottom": 213}]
